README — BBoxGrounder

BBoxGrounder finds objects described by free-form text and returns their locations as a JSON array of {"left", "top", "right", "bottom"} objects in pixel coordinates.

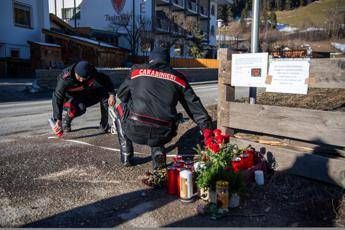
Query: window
[
  {"left": 10, "top": 49, "right": 20, "bottom": 58},
  {"left": 13, "top": 2, "right": 32, "bottom": 28},
  {"left": 62, "top": 7, "right": 80, "bottom": 20},
  {"left": 211, "top": 4, "right": 215, "bottom": 16}
]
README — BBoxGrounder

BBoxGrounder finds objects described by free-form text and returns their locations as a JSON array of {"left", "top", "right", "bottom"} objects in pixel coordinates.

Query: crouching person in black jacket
[
  {"left": 113, "top": 47, "right": 213, "bottom": 169},
  {"left": 52, "top": 61, "right": 116, "bottom": 134}
]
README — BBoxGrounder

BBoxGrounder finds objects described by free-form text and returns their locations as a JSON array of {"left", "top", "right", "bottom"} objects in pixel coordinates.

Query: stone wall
[{"left": 36, "top": 68, "right": 218, "bottom": 90}]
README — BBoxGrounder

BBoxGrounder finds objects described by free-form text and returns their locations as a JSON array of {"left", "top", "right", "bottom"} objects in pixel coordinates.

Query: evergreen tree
[
  {"left": 189, "top": 30, "right": 205, "bottom": 58},
  {"left": 270, "top": 11, "right": 277, "bottom": 28},
  {"left": 218, "top": 5, "right": 233, "bottom": 24},
  {"left": 285, "top": 0, "right": 292, "bottom": 10}
]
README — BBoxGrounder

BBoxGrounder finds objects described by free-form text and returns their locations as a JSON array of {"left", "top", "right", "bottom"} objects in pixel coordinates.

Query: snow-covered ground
[{"left": 331, "top": 42, "right": 345, "bottom": 53}]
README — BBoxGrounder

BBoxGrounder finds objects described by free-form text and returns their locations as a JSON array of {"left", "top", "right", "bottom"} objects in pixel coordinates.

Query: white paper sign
[
  {"left": 231, "top": 53, "right": 268, "bottom": 87},
  {"left": 266, "top": 59, "right": 310, "bottom": 94}
]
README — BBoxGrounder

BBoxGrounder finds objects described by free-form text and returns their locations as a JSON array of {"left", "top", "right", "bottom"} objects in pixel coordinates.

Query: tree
[
  {"left": 218, "top": 4, "right": 233, "bottom": 24},
  {"left": 108, "top": 14, "right": 153, "bottom": 56},
  {"left": 269, "top": 11, "right": 277, "bottom": 29},
  {"left": 300, "top": 0, "right": 306, "bottom": 6},
  {"left": 285, "top": 0, "right": 293, "bottom": 10}
]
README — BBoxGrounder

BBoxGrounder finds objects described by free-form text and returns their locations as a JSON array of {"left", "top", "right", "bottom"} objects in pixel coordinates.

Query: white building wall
[
  {"left": 0, "top": 0, "right": 50, "bottom": 59},
  {"left": 48, "top": 0, "right": 82, "bottom": 19}
]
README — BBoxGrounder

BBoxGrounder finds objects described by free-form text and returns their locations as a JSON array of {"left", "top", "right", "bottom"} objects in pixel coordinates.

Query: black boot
[
  {"left": 151, "top": 146, "right": 166, "bottom": 170},
  {"left": 113, "top": 111, "right": 134, "bottom": 166},
  {"left": 62, "top": 113, "right": 72, "bottom": 132}
]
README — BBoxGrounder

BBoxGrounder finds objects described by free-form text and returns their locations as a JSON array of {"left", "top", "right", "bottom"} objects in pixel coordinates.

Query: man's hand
[{"left": 108, "top": 94, "right": 116, "bottom": 106}]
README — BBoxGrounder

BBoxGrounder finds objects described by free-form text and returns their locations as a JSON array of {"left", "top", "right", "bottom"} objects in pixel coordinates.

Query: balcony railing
[
  {"left": 187, "top": 0, "right": 198, "bottom": 13},
  {"left": 171, "top": 0, "right": 184, "bottom": 9},
  {"left": 157, "top": 0, "right": 170, "bottom": 4}
]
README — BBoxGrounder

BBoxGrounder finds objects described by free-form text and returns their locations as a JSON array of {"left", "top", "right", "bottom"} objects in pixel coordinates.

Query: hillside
[{"left": 276, "top": 0, "right": 344, "bottom": 28}]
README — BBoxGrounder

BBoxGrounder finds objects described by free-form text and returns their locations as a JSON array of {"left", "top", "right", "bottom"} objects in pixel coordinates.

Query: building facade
[
  {"left": 0, "top": 0, "right": 50, "bottom": 59},
  {"left": 49, "top": 0, "right": 226, "bottom": 58}
]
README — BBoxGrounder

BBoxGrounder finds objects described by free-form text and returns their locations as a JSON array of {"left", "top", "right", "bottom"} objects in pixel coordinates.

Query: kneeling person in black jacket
[
  {"left": 113, "top": 47, "right": 213, "bottom": 169},
  {"left": 52, "top": 61, "right": 116, "bottom": 133}
]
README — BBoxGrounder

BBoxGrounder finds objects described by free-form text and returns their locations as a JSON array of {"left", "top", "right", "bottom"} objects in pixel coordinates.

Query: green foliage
[
  {"left": 188, "top": 29, "right": 206, "bottom": 58},
  {"left": 218, "top": 5, "right": 233, "bottom": 24},
  {"left": 195, "top": 143, "right": 245, "bottom": 194}
]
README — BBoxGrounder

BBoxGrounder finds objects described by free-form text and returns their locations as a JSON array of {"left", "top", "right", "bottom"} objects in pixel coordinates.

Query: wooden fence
[
  {"left": 217, "top": 48, "right": 345, "bottom": 188},
  {"left": 129, "top": 56, "right": 219, "bottom": 68}
]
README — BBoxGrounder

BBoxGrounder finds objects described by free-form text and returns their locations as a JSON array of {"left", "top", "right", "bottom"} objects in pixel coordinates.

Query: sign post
[{"left": 249, "top": 0, "right": 261, "bottom": 104}]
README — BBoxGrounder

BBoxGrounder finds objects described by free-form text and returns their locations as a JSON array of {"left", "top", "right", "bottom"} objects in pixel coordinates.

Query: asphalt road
[
  {"left": 0, "top": 83, "right": 218, "bottom": 138},
  {"left": 0, "top": 82, "right": 224, "bottom": 227}
]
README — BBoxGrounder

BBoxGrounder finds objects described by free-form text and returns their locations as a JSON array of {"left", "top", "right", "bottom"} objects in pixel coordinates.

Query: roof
[
  {"left": 42, "top": 29, "right": 128, "bottom": 51},
  {"left": 28, "top": 41, "right": 61, "bottom": 48},
  {"left": 49, "top": 14, "right": 76, "bottom": 34}
]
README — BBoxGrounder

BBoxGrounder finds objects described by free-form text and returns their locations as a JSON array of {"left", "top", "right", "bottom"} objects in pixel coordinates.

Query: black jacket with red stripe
[
  {"left": 52, "top": 64, "right": 115, "bottom": 120},
  {"left": 117, "top": 63, "right": 212, "bottom": 130}
]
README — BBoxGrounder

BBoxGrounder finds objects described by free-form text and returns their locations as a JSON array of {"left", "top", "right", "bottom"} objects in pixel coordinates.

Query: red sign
[{"left": 111, "top": 0, "right": 126, "bottom": 14}]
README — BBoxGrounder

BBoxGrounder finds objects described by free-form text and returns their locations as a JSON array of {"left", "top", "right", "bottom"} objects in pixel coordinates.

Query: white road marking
[{"left": 48, "top": 136, "right": 149, "bottom": 156}]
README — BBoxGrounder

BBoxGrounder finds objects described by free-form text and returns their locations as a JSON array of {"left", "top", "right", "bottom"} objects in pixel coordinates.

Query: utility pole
[
  {"left": 73, "top": 0, "right": 77, "bottom": 28},
  {"left": 249, "top": 0, "right": 260, "bottom": 104},
  {"left": 54, "top": 0, "right": 57, "bottom": 15}
]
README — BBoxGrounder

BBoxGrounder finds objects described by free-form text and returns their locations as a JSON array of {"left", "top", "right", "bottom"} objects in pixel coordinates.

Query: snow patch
[{"left": 331, "top": 42, "right": 345, "bottom": 53}]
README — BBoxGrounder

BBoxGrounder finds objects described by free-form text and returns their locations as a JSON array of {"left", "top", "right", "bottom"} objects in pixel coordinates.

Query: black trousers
[
  {"left": 119, "top": 104, "right": 177, "bottom": 147},
  {"left": 64, "top": 89, "right": 109, "bottom": 128}
]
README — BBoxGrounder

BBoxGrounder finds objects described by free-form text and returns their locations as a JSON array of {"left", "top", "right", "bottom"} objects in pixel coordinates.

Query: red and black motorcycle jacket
[
  {"left": 52, "top": 64, "right": 115, "bottom": 120},
  {"left": 117, "top": 62, "right": 212, "bottom": 130}
]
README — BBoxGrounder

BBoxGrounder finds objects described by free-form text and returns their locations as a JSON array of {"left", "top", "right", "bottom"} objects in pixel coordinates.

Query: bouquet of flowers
[{"left": 195, "top": 129, "right": 245, "bottom": 194}]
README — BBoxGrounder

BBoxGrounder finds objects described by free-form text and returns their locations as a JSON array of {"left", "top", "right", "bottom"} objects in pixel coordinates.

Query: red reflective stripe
[
  {"left": 66, "top": 86, "right": 84, "bottom": 92},
  {"left": 86, "top": 77, "right": 96, "bottom": 86},
  {"left": 130, "top": 69, "right": 186, "bottom": 88},
  {"left": 63, "top": 102, "right": 76, "bottom": 118},
  {"left": 66, "top": 77, "right": 96, "bottom": 92},
  {"left": 116, "top": 104, "right": 124, "bottom": 118}
]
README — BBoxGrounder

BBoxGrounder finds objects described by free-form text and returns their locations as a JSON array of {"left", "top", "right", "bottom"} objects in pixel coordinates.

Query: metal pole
[
  {"left": 73, "top": 0, "right": 77, "bottom": 28},
  {"left": 54, "top": 0, "right": 57, "bottom": 15},
  {"left": 249, "top": 0, "right": 260, "bottom": 104}
]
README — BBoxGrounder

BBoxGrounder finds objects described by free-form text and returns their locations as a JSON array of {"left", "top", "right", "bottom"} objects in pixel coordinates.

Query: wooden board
[
  {"left": 309, "top": 58, "right": 345, "bottom": 89},
  {"left": 222, "top": 102, "right": 345, "bottom": 147},
  {"left": 230, "top": 137, "right": 345, "bottom": 188},
  {"left": 218, "top": 57, "right": 345, "bottom": 89}
]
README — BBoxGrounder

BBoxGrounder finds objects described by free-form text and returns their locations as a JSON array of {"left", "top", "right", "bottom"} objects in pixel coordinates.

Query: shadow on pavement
[{"left": 25, "top": 188, "right": 176, "bottom": 227}]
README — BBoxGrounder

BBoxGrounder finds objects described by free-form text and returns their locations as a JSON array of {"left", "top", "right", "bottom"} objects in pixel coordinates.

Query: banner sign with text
[{"left": 266, "top": 58, "right": 310, "bottom": 95}]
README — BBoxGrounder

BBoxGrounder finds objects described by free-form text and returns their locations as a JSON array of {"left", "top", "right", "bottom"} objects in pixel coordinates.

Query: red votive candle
[
  {"left": 231, "top": 157, "right": 242, "bottom": 172},
  {"left": 167, "top": 166, "right": 177, "bottom": 195},
  {"left": 245, "top": 149, "right": 255, "bottom": 168},
  {"left": 175, "top": 167, "right": 185, "bottom": 196}
]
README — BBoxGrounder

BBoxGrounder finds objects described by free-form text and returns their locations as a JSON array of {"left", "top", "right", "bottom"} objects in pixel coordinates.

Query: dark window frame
[
  {"left": 13, "top": 1, "right": 32, "bottom": 29},
  {"left": 10, "top": 48, "right": 20, "bottom": 58}
]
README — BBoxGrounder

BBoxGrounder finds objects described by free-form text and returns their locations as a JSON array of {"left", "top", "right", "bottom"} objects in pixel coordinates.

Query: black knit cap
[
  {"left": 74, "top": 61, "right": 95, "bottom": 79},
  {"left": 149, "top": 46, "right": 170, "bottom": 65}
]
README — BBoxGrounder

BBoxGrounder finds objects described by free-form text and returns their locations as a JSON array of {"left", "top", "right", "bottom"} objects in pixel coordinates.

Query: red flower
[
  {"left": 204, "top": 138, "right": 213, "bottom": 149},
  {"left": 215, "top": 135, "right": 224, "bottom": 144},
  {"left": 209, "top": 143, "right": 220, "bottom": 153},
  {"left": 213, "top": 129, "right": 222, "bottom": 137},
  {"left": 202, "top": 128, "right": 213, "bottom": 139}
]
